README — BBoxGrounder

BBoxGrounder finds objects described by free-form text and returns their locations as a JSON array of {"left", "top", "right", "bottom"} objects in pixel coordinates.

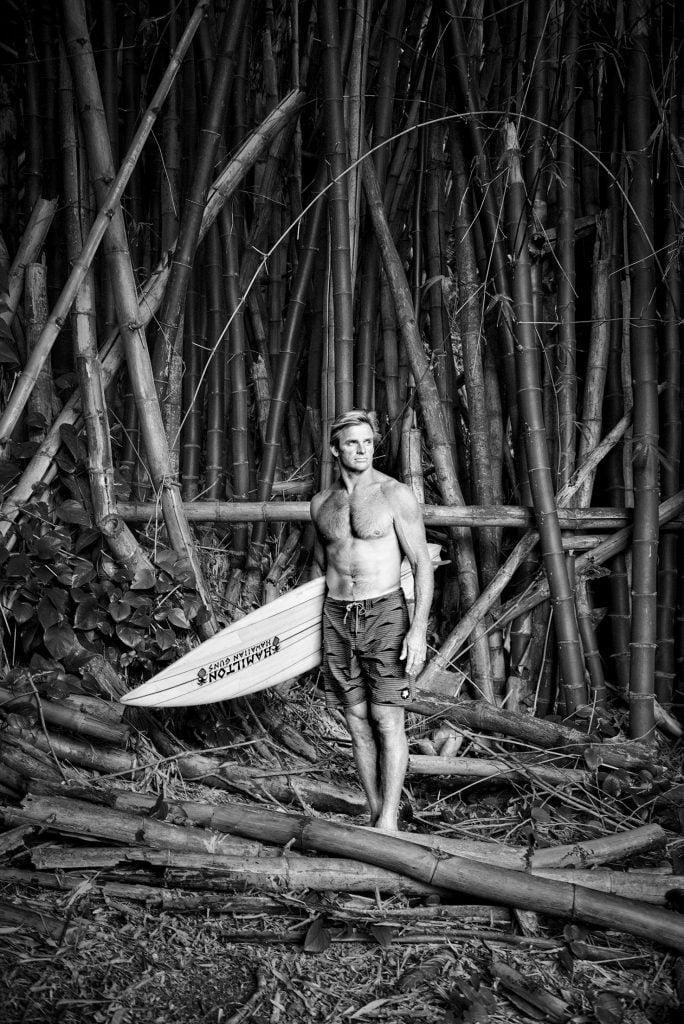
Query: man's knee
[{"left": 370, "top": 703, "right": 405, "bottom": 737}]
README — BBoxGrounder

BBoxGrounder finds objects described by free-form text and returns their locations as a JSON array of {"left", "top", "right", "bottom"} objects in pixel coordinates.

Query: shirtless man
[{"left": 310, "top": 409, "right": 434, "bottom": 832}]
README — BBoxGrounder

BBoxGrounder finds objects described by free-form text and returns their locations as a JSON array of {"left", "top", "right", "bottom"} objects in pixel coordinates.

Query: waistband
[{"left": 324, "top": 588, "right": 403, "bottom": 610}]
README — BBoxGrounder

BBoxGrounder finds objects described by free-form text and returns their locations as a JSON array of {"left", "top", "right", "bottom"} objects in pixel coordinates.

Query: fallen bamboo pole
[
  {"left": 90, "top": 795, "right": 684, "bottom": 950},
  {"left": 407, "top": 754, "right": 594, "bottom": 787},
  {"left": 4, "top": 724, "right": 138, "bottom": 777},
  {"left": 407, "top": 694, "right": 598, "bottom": 748},
  {"left": 149, "top": 727, "right": 366, "bottom": 815},
  {"left": 531, "top": 868, "right": 680, "bottom": 905},
  {"left": 108, "top": 789, "right": 667, "bottom": 873},
  {"left": 0, "top": 794, "right": 264, "bottom": 856},
  {"left": 28, "top": 845, "right": 442, "bottom": 896},
  {"left": 0, "top": 686, "right": 130, "bottom": 746}
]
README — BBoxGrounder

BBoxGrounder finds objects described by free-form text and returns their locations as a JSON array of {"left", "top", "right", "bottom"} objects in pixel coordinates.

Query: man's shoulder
[
  {"left": 379, "top": 475, "right": 418, "bottom": 503},
  {"left": 311, "top": 485, "right": 337, "bottom": 516}
]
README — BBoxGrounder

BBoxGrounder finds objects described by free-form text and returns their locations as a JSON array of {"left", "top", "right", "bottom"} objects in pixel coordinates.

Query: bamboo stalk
[
  {"left": 318, "top": 0, "right": 355, "bottom": 411},
  {"left": 362, "top": 141, "right": 494, "bottom": 702},
  {"left": 0, "top": 91, "right": 306, "bottom": 544},
  {"left": 624, "top": 0, "right": 659, "bottom": 741},
  {"left": 0, "top": 686, "right": 129, "bottom": 745},
  {"left": 503, "top": 120, "right": 586, "bottom": 714},
  {"left": 153, "top": 0, "right": 249, "bottom": 413},
  {"left": 0, "top": 0, "right": 210, "bottom": 446},
  {"left": 23, "top": 263, "right": 55, "bottom": 439},
  {"left": 2, "top": 197, "right": 58, "bottom": 327},
  {"left": 2, "top": 794, "right": 254, "bottom": 855},
  {"left": 114, "top": 500, "right": 650, "bottom": 528},
  {"left": 407, "top": 754, "right": 593, "bottom": 788},
  {"left": 4, "top": 723, "right": 137, "bottom": 777},
  {"left": 98, "top": 794, "right": 684, "bottom": 951},
  {"left": 58, "top": 42, "right": 155, "bottom": 582},
  {"left": 107, "top": 790, "right": 666, "bottom": 875},
  {"left": 61, "top": 0, "right": 219, "bottom": 635}
]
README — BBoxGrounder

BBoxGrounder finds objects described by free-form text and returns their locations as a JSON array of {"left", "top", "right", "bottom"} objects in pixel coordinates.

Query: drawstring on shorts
[{"left": 344, "top": 601, "right": 367, "bottom": 636}]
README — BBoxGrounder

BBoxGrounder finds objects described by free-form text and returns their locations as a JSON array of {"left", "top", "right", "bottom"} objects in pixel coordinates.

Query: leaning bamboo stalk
[
  {"left": 503, "top": 120, "right": 586, "bottom": 713},
  {"left": 0, "top": 91, "right": 306, "bottom": 543},
  {"left": 420, "top": 411, "right": 635, "bottom": 687},
  {"left": 61, "top": 0, "right": 218, "bottom": 634},
  {"left": 496, "top": 490, "right": 684, "bottom": 629},
  {"left": 23, "top": 264, "right": 55, "bottom": 438},
  {"left": 0, "top": 0, "right": 210, "bottom": 447},
  {"left": 1, "top": 196, "right": 58, "bottom": 325},
  {"left": 59, "top": 44, "right": 155, "bottom": 582}
]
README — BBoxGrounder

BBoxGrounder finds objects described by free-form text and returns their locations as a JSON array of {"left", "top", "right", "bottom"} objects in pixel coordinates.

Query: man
[{"left": 310, "top": 409, "right": 434, "bottom": 832}]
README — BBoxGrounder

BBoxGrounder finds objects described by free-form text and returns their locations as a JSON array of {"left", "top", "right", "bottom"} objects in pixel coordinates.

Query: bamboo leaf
[{"left": 303, "top": 917, "right": 331, "bottom": 953}]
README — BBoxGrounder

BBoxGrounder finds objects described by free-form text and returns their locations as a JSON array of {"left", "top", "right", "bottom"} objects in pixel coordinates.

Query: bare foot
[{"left": 373, "top": 817, "right": 400, "bottom": 833}]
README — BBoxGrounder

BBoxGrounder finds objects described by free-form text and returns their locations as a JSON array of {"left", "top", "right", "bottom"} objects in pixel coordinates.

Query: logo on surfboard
[{"left": 196, "top": 636, "right": 281, "bottom": 686}]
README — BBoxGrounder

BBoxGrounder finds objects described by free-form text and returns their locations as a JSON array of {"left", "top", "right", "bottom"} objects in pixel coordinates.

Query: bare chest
[{"left": 317, "top": 487, "right": 394, "bottom": 542}]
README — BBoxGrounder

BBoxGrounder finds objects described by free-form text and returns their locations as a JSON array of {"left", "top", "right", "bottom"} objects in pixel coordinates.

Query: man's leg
[
  {"left": 344, "top": 702, "right": 382, "bottom": 824},
  {"left": 369, "top": 703, "right": 408, "bottom": 832}
]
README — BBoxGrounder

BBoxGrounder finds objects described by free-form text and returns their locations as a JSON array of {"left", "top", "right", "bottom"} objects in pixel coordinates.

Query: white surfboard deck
[{"left": 120, "top": 543, "right": 442, "bottom": 708}]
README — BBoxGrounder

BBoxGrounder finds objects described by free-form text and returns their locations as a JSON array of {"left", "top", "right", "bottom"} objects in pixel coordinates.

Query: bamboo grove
[{"left": 0, "top": 0, "right": 682, "bottom": 742}]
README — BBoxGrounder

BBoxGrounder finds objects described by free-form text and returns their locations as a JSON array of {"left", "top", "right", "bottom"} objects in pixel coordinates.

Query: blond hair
[{"left": 329, "top": 409, "right": 380, "bottom": 449}]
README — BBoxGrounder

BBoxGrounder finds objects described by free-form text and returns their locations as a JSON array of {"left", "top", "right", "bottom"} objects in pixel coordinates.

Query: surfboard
[{"left": 120, "top": 543, "right": 442, "bottom": 708}]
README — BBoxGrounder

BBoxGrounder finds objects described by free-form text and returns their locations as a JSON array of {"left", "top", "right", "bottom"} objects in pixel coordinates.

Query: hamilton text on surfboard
[{"left": 196, "top": 637, "right": 282, "bottom": 686}]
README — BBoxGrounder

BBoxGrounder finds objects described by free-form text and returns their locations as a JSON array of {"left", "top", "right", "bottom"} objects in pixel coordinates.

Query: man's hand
[{"left": 401, "top": 624, "right": 428, "bottom": 678}]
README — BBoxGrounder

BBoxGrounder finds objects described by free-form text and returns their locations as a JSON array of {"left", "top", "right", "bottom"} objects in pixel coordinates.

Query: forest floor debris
[{"left": 1, "top": 678, "right": 684, "bottom": 1021}]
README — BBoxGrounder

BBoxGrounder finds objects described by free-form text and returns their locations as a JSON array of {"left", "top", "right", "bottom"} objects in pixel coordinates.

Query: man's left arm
[{"left": 392, "top": 484, "right": 434, "bottom": 677}]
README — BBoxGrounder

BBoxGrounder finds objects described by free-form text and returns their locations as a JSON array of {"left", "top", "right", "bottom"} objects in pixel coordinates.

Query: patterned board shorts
[{"left": 322, "top": 588, "right": 412, "bottom": 709}]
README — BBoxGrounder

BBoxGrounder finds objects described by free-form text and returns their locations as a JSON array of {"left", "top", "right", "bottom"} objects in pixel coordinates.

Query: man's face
[{"left": 333, "top": 424, "right": 375, "bottom": 472}]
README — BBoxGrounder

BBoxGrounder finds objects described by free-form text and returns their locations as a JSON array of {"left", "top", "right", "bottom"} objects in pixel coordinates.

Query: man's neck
[{"left": 337, "top": 464, "right": 376, "bottom": 494}]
